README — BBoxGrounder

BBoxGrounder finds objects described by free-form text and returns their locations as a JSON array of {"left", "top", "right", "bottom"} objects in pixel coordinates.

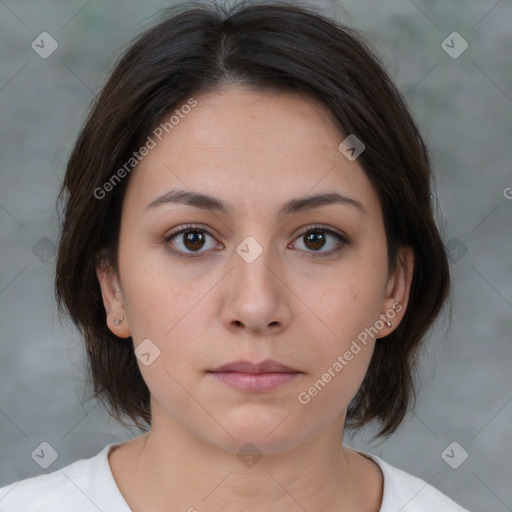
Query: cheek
[
  {"left": 294, "top": 282, "right": 379, "bottom": 418},
  {"left": 119, "top": 252, "right": 219, "bottom": 400},
  {"left": 293, "top": 263, "right": 386, "bottom": 344},
  {"left": 290, "top": 256, "right": 386, "bottom": 398},
  {"left": 118, "top": 239, "right": 199, "bottom": 340}
]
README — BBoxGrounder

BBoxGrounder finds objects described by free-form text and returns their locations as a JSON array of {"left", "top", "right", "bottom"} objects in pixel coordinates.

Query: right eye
[{"left": 164, "top": 224, "right": 223, "bottom": 259}]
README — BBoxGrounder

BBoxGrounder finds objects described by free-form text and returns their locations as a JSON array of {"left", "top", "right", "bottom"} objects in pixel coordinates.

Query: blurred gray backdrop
[{"left": 0, "top": 0, "right": 511, "bottom": 510}]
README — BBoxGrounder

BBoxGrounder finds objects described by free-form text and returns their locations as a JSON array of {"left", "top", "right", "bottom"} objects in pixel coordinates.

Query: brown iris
[
  {"left": 303, "top": 231, "right": 326, "bottom": 251},
  {"left": 183, "top": 230, "right": 206, "bottom": 251}
]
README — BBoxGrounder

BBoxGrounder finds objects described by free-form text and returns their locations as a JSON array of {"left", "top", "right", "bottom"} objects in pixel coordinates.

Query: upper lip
[{"left": 209, "top": 359, "right": 301, "bottom": 374}]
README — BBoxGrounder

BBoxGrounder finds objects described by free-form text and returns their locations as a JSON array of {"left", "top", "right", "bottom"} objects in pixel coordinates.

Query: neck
[{"left": 110, "top": 410, "right": 382, "bottom": 511}]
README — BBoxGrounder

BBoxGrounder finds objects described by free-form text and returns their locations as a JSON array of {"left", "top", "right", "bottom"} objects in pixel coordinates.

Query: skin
[{"left": 97, "top": 85, "right": 414, "bottom": 512}]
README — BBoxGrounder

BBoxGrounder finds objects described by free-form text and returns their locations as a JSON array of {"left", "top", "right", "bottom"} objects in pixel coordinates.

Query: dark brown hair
[{"left": 55, "top": 0, "right": 450, "bottom": 437}]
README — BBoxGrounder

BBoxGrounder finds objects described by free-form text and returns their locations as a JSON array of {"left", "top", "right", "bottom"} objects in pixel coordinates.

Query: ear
[
  {"left": 96, "top": 258, "right": 131, "bottom": 339},
  {"left": 378, "top": 246, "right": 414, "bottom": 337}
]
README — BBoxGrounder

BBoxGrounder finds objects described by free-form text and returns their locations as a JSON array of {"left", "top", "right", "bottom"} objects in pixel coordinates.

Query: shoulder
[
  {"left": 363, "top": 452, "right": 471, "bottom": 512},
  {"left": 0, "top": 443, "right": 129, "bottom": 512}
]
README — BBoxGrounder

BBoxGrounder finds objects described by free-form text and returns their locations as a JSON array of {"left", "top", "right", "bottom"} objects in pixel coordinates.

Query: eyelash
[{"left": 163, "top": 224, "right": 349, "bottom": 259}]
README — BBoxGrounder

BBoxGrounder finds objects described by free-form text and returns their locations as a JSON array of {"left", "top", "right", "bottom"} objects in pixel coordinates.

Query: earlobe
[
  {"left": 96, "top": 261, "right": 131, "bottom": 339},
  {"left": 107, "top": 314, "right": 132, "bottom": 338}
]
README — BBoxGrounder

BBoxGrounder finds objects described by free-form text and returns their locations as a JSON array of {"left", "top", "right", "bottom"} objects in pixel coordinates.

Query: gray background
[{"left": 0, "top": 0, "right": 511, "bottom": 510}]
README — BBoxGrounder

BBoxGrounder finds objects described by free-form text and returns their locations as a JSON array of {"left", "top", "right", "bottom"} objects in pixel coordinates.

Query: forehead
[
  {"left": 183, "top": 85, "right": 342, "bottom": 142},
  {"left": 124, "top": 85, "right": 381, "bottom": 218}
]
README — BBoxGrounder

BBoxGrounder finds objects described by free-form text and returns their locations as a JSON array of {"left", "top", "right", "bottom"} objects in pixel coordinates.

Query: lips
[
  {"left": 207, "top": 359, "right": 303, "bottom": 392},
  {"left": 209, "top": 359, "right": 300, "bottom": 374}
]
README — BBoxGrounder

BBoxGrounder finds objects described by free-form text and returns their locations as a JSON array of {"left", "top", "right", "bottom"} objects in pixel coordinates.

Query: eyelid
[
  {"left": 164, "top": 223, "right": 217, "bottom": 240},
  {"left": 294, "top": 224, "right": 349, "bottom": 243}
]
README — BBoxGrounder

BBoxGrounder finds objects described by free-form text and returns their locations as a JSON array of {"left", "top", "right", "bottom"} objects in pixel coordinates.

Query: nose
[{"left": 220, "top": 243, "right": 292, "bottom": 336}]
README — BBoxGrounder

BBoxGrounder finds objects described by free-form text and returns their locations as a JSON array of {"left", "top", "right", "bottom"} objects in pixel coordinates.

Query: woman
[{"left": 0, "top": 1, "right": 470, "bottom": 510}]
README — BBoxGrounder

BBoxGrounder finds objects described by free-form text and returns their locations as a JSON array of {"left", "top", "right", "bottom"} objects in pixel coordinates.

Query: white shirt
[{"left": 0, "top": 442, "right": 470, "bottom": 511}]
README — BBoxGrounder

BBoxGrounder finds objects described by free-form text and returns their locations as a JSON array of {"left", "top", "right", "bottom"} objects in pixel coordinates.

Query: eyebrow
[{"left": 145, "top": 189, "right": 365, "bottom": 216}]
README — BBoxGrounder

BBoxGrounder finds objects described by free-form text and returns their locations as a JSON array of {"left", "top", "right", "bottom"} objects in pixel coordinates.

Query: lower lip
[{"left": 208, "top": 371, "right": 301, "bottom": 392}]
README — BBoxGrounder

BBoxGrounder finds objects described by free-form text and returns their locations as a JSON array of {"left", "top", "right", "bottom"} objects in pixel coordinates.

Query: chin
[{"left": 195, "top": 408, "right": 313, "bottom": 456}]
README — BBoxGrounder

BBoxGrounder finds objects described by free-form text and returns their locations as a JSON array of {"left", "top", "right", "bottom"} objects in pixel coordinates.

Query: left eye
[{"left": 291, "top": 226, "right": 348, "bottom": 255}]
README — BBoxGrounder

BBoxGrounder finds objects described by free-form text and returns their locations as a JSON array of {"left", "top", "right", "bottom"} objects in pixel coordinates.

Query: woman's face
[{"left": 98, "top": 85, "right": 412, "bottom": 454}]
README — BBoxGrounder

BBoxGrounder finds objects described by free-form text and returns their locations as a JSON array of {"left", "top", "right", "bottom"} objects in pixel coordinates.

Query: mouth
[{"left": 207, "top": 359, "right": 303, "bottom": 393}]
